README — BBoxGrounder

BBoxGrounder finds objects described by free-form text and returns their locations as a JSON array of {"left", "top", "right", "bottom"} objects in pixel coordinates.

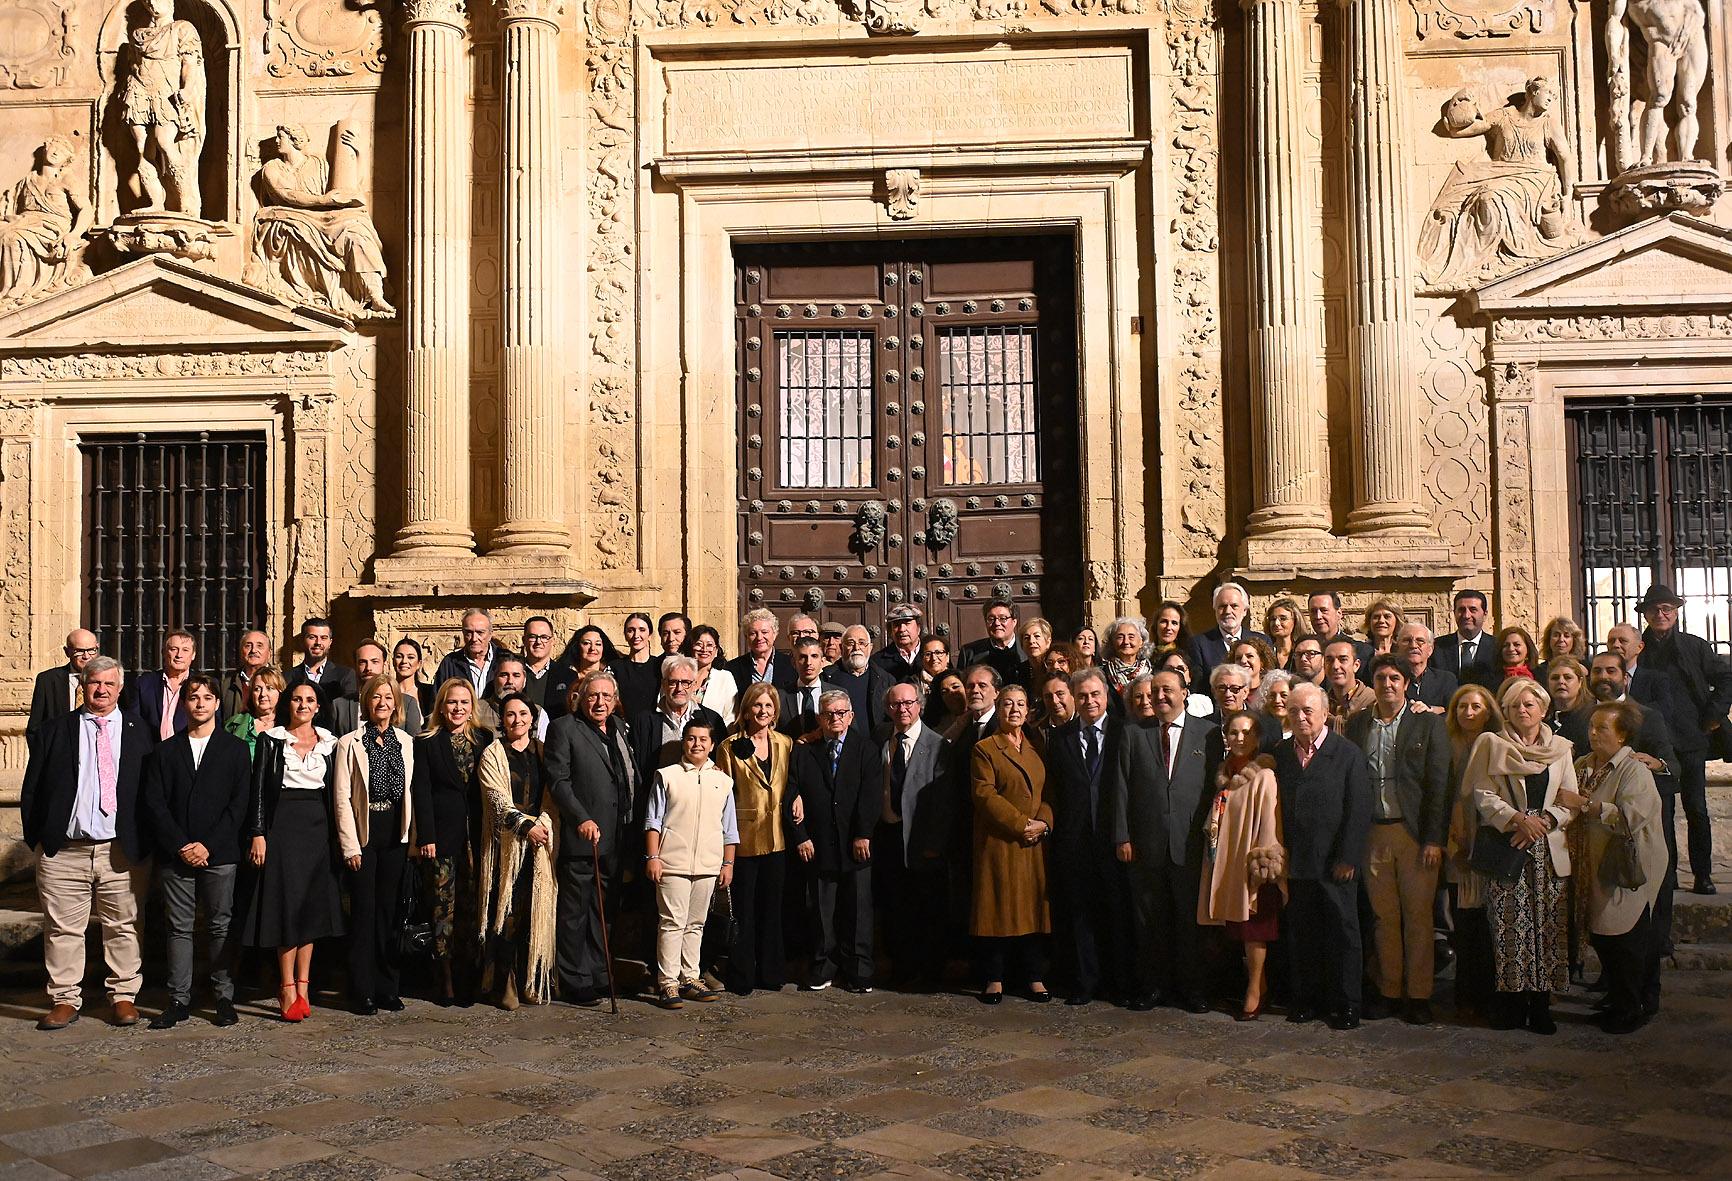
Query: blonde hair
[
  {"left": 1539, "top": 616, "right": 1586, "bottom": 662},
  {"left": 734, "top": 681, "right": 781, "bottom": 731},
  {"left": 424, "top": 677, "right": 483, "bottom": 738},
  {"left": 357, "top": 673, "right": 402, "bottom": 728}
]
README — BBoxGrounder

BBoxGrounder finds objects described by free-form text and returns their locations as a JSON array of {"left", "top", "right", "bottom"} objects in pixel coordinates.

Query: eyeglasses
[
  {"left": 69, "top": 647, "right": 99, "bottom": 657},
  {"left": 822, "top": 708, "right": 853, "bottom": 718},
  {"left": 524, "top": 632, "right": 553, "bottom": 643},
  {"left": 665, "top": 678, "right": 695, "bottom": 688}
]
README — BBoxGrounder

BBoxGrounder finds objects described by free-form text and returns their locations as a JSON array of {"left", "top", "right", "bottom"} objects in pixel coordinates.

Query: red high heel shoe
[
  {"left": 1236, "top": 998, "right": 1265, "bottom": 1022},
  {"left": 291, "top": 979, "right": 312, "bottom": 1021},
  {"left": 279, "top": 985, "right": 304, "bottom": 1023}
]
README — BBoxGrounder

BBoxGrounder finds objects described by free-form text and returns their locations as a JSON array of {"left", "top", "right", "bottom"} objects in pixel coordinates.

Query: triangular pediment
[
  {"left": 1469, "top": 213, "right": 1732, "bottom": 316},
  {"left": 0, "top": 255, "right": 351, "bottom": 352}
]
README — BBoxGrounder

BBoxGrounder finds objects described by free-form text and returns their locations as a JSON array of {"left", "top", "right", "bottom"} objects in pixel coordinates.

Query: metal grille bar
[
  {"left": 776, "top": 330, "right": 873, "bottom": 489},
  {"left": 82, "top": 433, "right": 267, "bottom": 679},
  {"left": 1665, "top": 404, "right": 1732, "bottom": 652},
  {"left": 937, "top": 326, "right": 1038, "bottom": 485}
]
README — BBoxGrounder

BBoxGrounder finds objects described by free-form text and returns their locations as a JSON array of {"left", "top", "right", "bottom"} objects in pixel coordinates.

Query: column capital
[
  {"left": 497, "top": 0, "right": 567, "bottom": 22},
  {"left": 402, "top": 0, "right": 467, "bottom": 27}
]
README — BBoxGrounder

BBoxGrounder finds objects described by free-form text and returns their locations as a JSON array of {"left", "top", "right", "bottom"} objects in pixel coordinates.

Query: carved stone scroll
[
  {"left": 0, "top": 0, "right": 77, "bottom": 90},
  {"left": 264, "top": 0, "right": 389, "bottom": 82}
]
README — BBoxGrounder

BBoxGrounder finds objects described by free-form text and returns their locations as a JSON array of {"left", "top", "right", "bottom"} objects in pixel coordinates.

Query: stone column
[
  {"left": 491, "top": 0, "right": 569, "bottom": 553},
  {"left": 394, "top": 0, "right": 474, "bottom": 557},
  {"left": 1339, "top": 0, "right": 1431, "bottom": 533},
  {"left": 1241, "top": 0, "right": 1329, "bottom": 538}
]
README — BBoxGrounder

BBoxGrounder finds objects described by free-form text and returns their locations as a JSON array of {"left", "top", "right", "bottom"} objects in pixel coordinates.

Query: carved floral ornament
[
  {"left": 265, "top": 0, "right": 388, "bottom": 80},
  {"left": 401, "top": 0, "right": 469, "bottom": 24},
  {"left": 649, "top": 0, "right": 1144, "bottom": 31},
  {"left": 0, "top": 0, "right": 76, "bottom": 90}
]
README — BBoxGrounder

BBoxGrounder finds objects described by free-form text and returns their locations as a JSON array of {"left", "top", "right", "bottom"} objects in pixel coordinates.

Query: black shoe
[
  {"left": 567, "top": 988, "right": 598, "bottom": 1007},
  {"left": 1029, "top": 988, "right": 1052, "bottom": 1004},
  {"left": 212, "top": 999, "right": 238, "bottom": 1027},
  {"left": 1065, "top": 993, "right": 1093, "bottom": 1007},
  {"left": 1693, "top": 877, "right": 1718, "bottom": 895},
  {"left": 978, "top": 988, "right": 1003, "bottom": 1005},
  {"left": 1404, "top": 999, "right": 1434, "bottom": 1026},
  {"left": 1601, "top": 1009, "right": 1646, "bottom": 1035},
  {"left": 1363, "top": 993, "right": 1395, "bottom": 1021},
  {"left": 376, "top": 995, "right": 404, "bottom": 1012},
  {"left": 1489, "top": 1004, "right": 1523, "bottom": 1031},
  {"left": 1126, "top": 993, "right": 1157, "bottom": 1012},
  {"left": 351, "top": 999, "right": 378, "bottom": 1016},
  {"left": 1327, "top": 1007, "right": 1361, "bottom": 1031},
  {"left": 149, "top": 1002, "right": 190, "bottom": 1030},
  {"left": 841, "top": 980, "right": 874, "bottom": 995},
  {"left": 1527, "top": 1002, "right": 1557, "bottom": 1036},
  {"left": 1286, "top": 1007, "right": 1317, "bottom": 1024},
  {"left": 1176, "top": 996, "right": 1210, "bottom": 1015},
  {"left": 1433, "top": 941, "right": 1456, "bottom": 972}
]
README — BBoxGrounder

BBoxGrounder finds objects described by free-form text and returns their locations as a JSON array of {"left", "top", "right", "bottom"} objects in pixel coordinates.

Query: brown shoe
[
  {"left": 111, "top": 1000, "right": 140, "bottom": 1026},
  {"left": 37, "top": 1003, "right": 79, "bottom": 1031}
]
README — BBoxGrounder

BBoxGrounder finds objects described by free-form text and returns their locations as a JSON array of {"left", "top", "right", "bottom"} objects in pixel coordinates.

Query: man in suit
[
  {"left": 959, "top": 601, "right": 1027, "bottom": 686},
  {"left": 1188, "top": 581, "right": 1270, "bottom": 678},
  {"left": 220, "top": 629, "right": 272, "bottom": 720},
  {"left": 1110, "top": 668, "right": 1216, "bottom": 1013},
  {"left": 1276, "top": 682, "right": 1373, "bottom": 1030},
  {"left": 519, "top": 615, "right": 559, "bottom": 709},
  {"left": 1430, "top": 589, "right": 1495, "bottom": 684},
  {"left": 875, "top": 681, "right": 952, "bottom": 989},
  {"left": 780, "top": 637, "right": 829, "bottom": 742},
  {"left": 725, "top": 607, "right": 797, "bottom": 694},
  {"left": 872, "top": 605, "right": 926, "bottom": 685},
  {"left": 329, "top": 640, "right": 388, "bottom": 737},
  {"left": 139, "top": 675, "right": 251, "bottom": 1029},
  {"left": 21, "top": 656, "right": 152, "bottom": 1030},
  {"left": 282, "top": 617, "right": 358, "bottom": 729},
  {"left": 1634, "top": 584, "right": 1732, "bottom": 895},
  {"left": 1343, "top": 656, "right": 1451, "bottom": 1024},
  {"left": 27, "top": 628, "right": 101, "bottom": 754},
  {"left": 479, "top": 653, "right": 549, "bottom": 740},
  {"left": 824, "top": 625, "right": 895, "bottom": 734},
  {"left": 787, "top": 690, "right": 880, "bottom": 991},
  {"left": 631, "top": 655, "right": 724, "bottom": 786},
  {"left": 545, "top": 672, "right": 639, "bottom": 1006},
  {"left": 1307, "top": 592, "right": 1374, "bottom": 671},
  {"left": 129, "top": 629, "right": 198, "bottom": 743},
  {"left": 1049, "top": 668, "right": 1131, "bottom": 1006},
  {"left": 1395, "top": 622, "right": 1457, "bottom": 710},
  {"left": 434, "top": 608, "right": 511, "bottom": 697}
]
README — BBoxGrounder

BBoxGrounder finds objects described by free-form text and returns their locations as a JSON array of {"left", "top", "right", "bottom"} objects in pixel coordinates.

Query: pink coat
[{"left": 1198, "top": 761, "right": 1287, "bottom": 925}]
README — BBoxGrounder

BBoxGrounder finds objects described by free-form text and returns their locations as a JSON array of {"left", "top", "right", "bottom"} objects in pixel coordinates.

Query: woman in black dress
[
  {"left": 612, "top": 612, "right": 663, "bottom": 718},
  {"left": 412, "top": 678, "right": 495, "bottom": 1004},
  {"left": 242, "top": 682, "right": 344, "bottom": 1021}
]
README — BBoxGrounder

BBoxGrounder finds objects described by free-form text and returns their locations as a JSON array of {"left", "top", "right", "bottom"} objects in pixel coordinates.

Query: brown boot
[
  {"left": 111, "top": 1000, "right": 139, "bottom": 1026},
  {"left": 499, "top": 972, "right": 520, "bottom": 1012},
  {"left": 37, "top": 1003, "right": 78, "bottom": 1031}
]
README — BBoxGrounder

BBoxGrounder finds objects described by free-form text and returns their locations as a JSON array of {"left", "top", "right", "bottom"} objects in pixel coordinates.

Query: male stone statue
[
  {"left": 1607, "top": 0, "right": 1709, "bottom": 170},
  {"left": 116, "top": 0, "right": 205, "bottom": 215}
]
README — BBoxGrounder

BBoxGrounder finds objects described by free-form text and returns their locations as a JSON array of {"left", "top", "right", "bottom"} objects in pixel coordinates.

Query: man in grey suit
[
  {"left": 1343, "top": 655, "right": 1451, "bottom": 1024},
  {"left": 1110, "top": 669, "right": 1217, "bottom": 1013},
  {"left": 544, "top": 672, "right": 639, "bottom": 1006},
  {"left": 875, "top": 681, "right": 953, "bottom": 989}
]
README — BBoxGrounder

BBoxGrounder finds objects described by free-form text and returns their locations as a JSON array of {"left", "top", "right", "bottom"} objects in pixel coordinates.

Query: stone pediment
[
  {"left": 0, "top": 256, "right": 352, "bottom": 353},
  {"left": 1468, "top": 213, "right": 1732, "bottom": 317}
]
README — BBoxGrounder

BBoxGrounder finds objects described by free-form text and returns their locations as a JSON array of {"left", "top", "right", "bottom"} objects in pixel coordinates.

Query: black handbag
[
  {"left": 710, "top": 882, "right": 740, "bottom": 947},
  {"left": 1470, "top": 825, "right": 1528, "bottom": 882},
  {"left": 1599, "top": 825, "right": 1647, "bottom": 891},
  {"left": 398, "top": 858, "right": 434, "bottom": 960}
]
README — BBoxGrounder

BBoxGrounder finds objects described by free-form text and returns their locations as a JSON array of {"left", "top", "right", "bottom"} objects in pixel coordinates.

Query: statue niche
[
  {"left": 0, "top": 137, "right": 92, "bottom": 306},
  {"left": 244, "top": 122, "right": 393, "bottom": 319},
  {"left": 1603, "top": 0, "right": 1721, "bottom": 217},
  {"left": 1418, "top": 78, "right": 1582, "bottom": 294}
]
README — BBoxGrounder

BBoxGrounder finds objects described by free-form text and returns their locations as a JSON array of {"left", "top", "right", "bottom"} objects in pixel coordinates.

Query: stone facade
[{"left": 0, "top": 0, "right": 1729, "bottom": 804}]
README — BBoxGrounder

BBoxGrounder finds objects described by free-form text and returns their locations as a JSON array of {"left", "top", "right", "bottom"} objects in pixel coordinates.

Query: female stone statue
[
  {"left": 1418, "top": 78, "right": 1581, "bottom": 293},
  {"left": 0, "top": 137, "right": 90, "bottom": 305},
  {"left": 116, "top": 0, "right": 205, "bottom": 214}
]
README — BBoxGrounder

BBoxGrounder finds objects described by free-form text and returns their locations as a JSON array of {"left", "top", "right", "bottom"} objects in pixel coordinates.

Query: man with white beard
[{"left": 823, "top": 625, "right": 894, "bottom": 734}]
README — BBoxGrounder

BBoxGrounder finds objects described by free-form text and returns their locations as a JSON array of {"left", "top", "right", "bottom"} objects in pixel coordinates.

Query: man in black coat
[
  {"left": 140, "top": 675, "right": 251, "bottom": 1028},
  {"left": 1109, "top": 669, "right": 1217, "bottom": 1012},
  {"left": 780, "top": 637, "right": 830, "bottom": 741},
  {"left": 27, "top": 628, "right": 101, "bottom": 754},
  {"left": 1187, "top": 581, "right": 1271, "bottom": 678},
  {"left": 630, "top": 655, "right": 725, "bottom": 797},
  {"left": 1275, "top": 682, "right": 1373, "bottom": 1030},
  {"left": 281, "top": 617, "right": 358, "bottom": 729},
  {"left": 824, "top": 625, "right": 895, "bottom": 734},
  {"left": 1429, "top": 589, "right": 1496, "bottom": 685},
  {"left": 787, "top": 689, "right": 880, "bottom": 991},
  {"left": 875, "top": 681, "right": 953, "bottom": 989},
  {"left": 544, "top": 672, "right": 639, "bottom": 1006},
  {"left": 1395, "top": 622, "right": 1458, "bottom": 710},
  {"left": 1048, "top": 668, "right": 1132, "bottom": 1005},
  {"left": 21, "top": 656, "right": 152, "bottom": 1031},
  {"left": 959, "top": 601, "right": 1027, "bottom": 687},
  {"left": 724, "top": 608, "right": 798, "bottom": 694},
  {"left": 871, "top": 605, "right": 926, "bottom": 684}
]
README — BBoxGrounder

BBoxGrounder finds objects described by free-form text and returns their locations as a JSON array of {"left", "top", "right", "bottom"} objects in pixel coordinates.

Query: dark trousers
[
  {"left": 1055, "top": 845, "right": 1131, "bottom": 1001},
  {"left": 1286, "top": 877, "right": 1363, "bottom": 1014},
  {"left": 1678, "top": 755, "right": 1713, "bottom": 880},
  {"left": 727, "top": 851, "right": 787, "bottom": 991},
  {"left": 876, "top": 827, "right": 949, "bottom": 986},
  {"left": 977, "top": 934, "right": 1049, "bottom": 988},
  {"left": 811, "top": 868, "right": 873, "bottom": 986},
  {"left": 1128, "top": 857, "right": 1205, "bottom": 1004},
  {"left": 347, "top": 833, "right": 408, "bottom": 1003},
  {"left": 1452, "top": 902, "right": 1495, "bottom": 1012},
  {"left": 1591, "top": 905, "right": 1661, "bottom": 1019},
  {"left": 1656, "top": 788, "right": 1679, "bottom": 955},
  {"left": 160, "top": 862, "right": 237, "bottom": 1006},
  {"left": 557, "top": 851, "right": 616, "bottom": 998}
]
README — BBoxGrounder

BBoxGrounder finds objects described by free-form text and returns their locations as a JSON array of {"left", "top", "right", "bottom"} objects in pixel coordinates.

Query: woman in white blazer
[
  {"left": 334, "top": 675, "right": 418, "bottom": 1015},
  {"left": 1466, "top": 677, "right": 1577, "bottom": 1035},
  {"left": 1558, "top": 700, "right": 1667, "bottom": 1034}
]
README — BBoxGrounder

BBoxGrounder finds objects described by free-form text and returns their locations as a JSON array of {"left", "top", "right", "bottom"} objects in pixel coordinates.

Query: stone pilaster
[
  {"left": 393, "top": 0, "right": 474, "bottom": 558},
  {"left": 1339, "top": 0, "right": 1430, "bottom": 534},
  {"left": 491, "top": 0, "right": 569, "bottom": 553},
  {"left": 1240, "top": 0, "right": 1329, "bottom": 541}
]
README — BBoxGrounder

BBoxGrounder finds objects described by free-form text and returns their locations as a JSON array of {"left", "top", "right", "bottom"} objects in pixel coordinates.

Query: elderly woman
[
  {"left": 1362, "top": 600, "right": 1406, "bottom": 657},
  {"left": 1465, "top": 678, "right": 1577, "bottom": 1033},
  {"left": 334, "top": 674, "right": 417, "bottom": 1015},
  {"left": 1199, "top": 711, "right": 1285, "bottom": 1020},
  {"left": 1257, "top": 671, "right": 1295, "bottom": 741},
  {"left": 716, "top": 683, "right": 795, "bottom": 995},
  {"left": 971, "top": 684, "right": 1053, "bottom": 1003},
  {"left": 1148, "top": 601, "right": 1190, "bottom": 663},
  {"left": 1123, "top": 674, "right": 1158, "bottom": 722},
  {"left": 1559, "top": 701, "right": 1667, "bottom": 1034},
  {"left": 412, "top": 678, "right": 496, "bottom": 1005},
  {"left": 225, "top": 665, "right": 285, "bottom": 755},
  {"left": 476, "top": 693, "right": 557, "bottom": 1009},
  {"left": 1445, "top": 683, "right": 1503, "bottom": 1015},
  {"left": 1263, "top": 598, "right": 1303, "bottom": 671},
  {"left": 1017, "top": 618, "right": 1055, "bottom": 673},
  {"left": 1103, "top": 616, "right": 1152, "bottom": 694}
]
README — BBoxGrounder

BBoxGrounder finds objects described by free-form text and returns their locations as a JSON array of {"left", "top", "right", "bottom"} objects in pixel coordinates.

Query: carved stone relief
[
  {"left": 263, "top": 0, "right": 389, "bottom": 82},
  {"left": 0, "top": 136, "right": 91, "bottom": 307},
  {"left": 1491, "top": 311, "right": 1732, "bottom": 341},
  {"left": 1409, "top": 0, "right": 1544, "bottom": 40},
  {"left": 882, "top": 167, "right": 919, "bottom": 220},
  {"left": 1489, "top": 360, "right": 1538, "bottom": 630},
  {"left": 1415, "top": 299, "right": 1490, "bottom": 565},
  {"left": 111, "top": 0, "right": 206, "bottom": 215},
  {"left": 0, "top": 350, "right": 327, "bottom": 381},
  {"left": 0, "top": 0, "right": 77, "bottom": 90}
]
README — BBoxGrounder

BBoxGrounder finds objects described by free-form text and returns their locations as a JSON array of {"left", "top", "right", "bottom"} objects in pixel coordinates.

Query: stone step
[{"left": 1669, "top": 942, "right": 1732, "bottom": 971}]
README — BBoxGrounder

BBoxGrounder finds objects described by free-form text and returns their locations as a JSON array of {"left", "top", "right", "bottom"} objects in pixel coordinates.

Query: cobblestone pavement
[{"left": 2, "top": 967, "right": 1729, "bottom": 1181}]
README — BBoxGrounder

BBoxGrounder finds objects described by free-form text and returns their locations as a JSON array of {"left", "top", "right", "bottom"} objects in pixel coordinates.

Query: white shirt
[
  {"left": 188, "top": 732, "right": 212, "bottom": 770},
  {"left": 1160, "top": 716, "right": 1185, "bottom": 775},
  {"left": 1457, "top": 633, "right": 1483, "bottom": 663},
  {"left": 266, "top": 726, "right": 337, "bottom": 790}
]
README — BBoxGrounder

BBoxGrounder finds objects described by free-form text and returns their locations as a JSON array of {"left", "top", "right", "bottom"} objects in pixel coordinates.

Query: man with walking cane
[{"left": 545, "top": 672, "right": 638, "bottom": 1008}]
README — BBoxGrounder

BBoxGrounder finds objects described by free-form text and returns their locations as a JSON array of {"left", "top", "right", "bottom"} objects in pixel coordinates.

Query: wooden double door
[{"left": 735, "top": 236, "right": 1081, "bottom": 648}]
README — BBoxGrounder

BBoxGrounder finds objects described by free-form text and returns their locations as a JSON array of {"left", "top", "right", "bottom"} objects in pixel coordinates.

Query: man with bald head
[
  {"left": 221, "top": 630, "right": 272, "bottom": 720},
  {"left": 28, "top": 629, "right": 102, "bottom": 754}
]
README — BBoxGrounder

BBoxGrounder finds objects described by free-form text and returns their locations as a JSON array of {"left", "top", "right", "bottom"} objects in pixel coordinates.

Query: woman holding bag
[{"left": 1197, "top": 711, "right": 1285, "bottom": 1021}]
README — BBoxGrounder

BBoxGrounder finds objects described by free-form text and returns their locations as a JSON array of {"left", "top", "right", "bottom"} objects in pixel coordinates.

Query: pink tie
[{"left": 93, "top": 716, "right": 117, "bottom": 815}]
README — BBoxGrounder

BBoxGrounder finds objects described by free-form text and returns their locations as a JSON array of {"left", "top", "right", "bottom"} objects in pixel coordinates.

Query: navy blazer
[
  {"left": 1273, "top": 730, "right": 1372, "bottom": 880},
  {"left": 140, "top": 729, "right": 252, "bottom": 864},
  {"left": 1431, "top": 632, "right": 1494, "bottom": 681},
  {"left": 21, "top": 708, "right": 152, "bottom": 862},
  {"left": 787, "top": 730, "right": 880, "bottom": 873},
  {"left": 127, "top": 669, "right": 196, "bottom": 742},
  {"left": 1047, "top": 715, "right": 1122, "bottom": 861},
  {"left": 1187, "top": 627, "right": 1272, "bottom": 678},
  {"left": 1109, "top": 714, "right": 1218, "bottom": 867}
]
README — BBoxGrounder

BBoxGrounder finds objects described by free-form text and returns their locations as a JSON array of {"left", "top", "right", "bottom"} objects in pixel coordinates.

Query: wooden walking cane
[{"left": 591, "top": 837, "right": 619, "bottom": 1014}]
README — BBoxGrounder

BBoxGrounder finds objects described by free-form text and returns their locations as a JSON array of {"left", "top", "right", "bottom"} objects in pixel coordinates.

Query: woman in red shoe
[{"left": 240, "top": 682, "right": 344, "bottom": 1021}]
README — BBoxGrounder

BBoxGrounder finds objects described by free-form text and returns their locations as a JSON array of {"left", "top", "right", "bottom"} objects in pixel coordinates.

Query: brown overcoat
[{"left": 970, "top": 733, "right": 1053, "bottom": 938}]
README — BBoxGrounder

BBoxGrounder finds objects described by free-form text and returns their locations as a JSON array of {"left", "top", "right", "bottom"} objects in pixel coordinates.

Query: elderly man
[
  {"left": 22, "top": 657, "right": 152, "bottom": 1030},
  {"left": 876, "top": 681, "right": 953, "bottom": 989},
  {"left": 1276, "top": 682, "right": 1372, "bottom": 1029},
  {"left": 631, "top": 655, "right": 724, "bottom": 780},
  {"left": 960, "top": 601, "right": 1027, "bottom": 686},
  {"left": 1308, "top": 592, "right": 1373, "bottom": 670},
  {"left": 820, "top": 622, "right": 846, "bottom": 666},
  {"left": 330, "top": 639, "right": 388, "bottom": 736},
  {"left": 1189, "top": 581, "right": 1269, "bottom": 677},
  {"left": 435, "top": 608, "right": 510, "bottom": 697},
  {"left": 1396, "top": 622, "right": 1457, "bottom": 710},
  {"left": 824, "top": 625, "right": 894, "bottom": 734},
  {"left": 219, "top": 629, "right": 272, "bottom": 721},
  {"left": 29, "top": 629, "right": 102, "bottom": 754},
  {"left": 1050, "top": 668, "right": 1131, "bottom": 1005},
  {"left": 872, "top": 605, "right": 927, "bottom": 684},
  {"left": 1323, "top": 638, "right": 1374, "bottom": 726},
  {"left": 130, "top": 630, "right": 198, "bottom": 744},
  {"left": 726, "top": 607, "right": 797, "bottom": 692},
  {"left": 282, "top": 617, "right": 357, "bottom": 729}
]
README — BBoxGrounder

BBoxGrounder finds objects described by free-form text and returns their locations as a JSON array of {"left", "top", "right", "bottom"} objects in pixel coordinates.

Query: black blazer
[
  {"left": 779, "top": 683, "right": 828, "bottom": 741},
  {"left": 410, "top": 728, "right": 494, "bottom": 859},
  {"left": 127, "top": 669, "right": 195, "bottom": 742},
  {"left": 787, "top": 730, "right": 880, "bottom": 873},
  {"left": 822, "top": 662, "right": 895, "bottom": 734},
  {"left": 1342, "top": 707, "right": 1451, "bottom": 848},
  {"left": 246, "top": 732, "right": 339, "bottom": 841},
  {"left": 870, "top": 644, "right": 923, "bottom": 685},
  {"left": 1636, "top": 630, "right": 1732, "bottom": 755},
  {"left": 1431, "top": 633, "right": 1494, "bottom": 681},
  {"left": 141, "top": 729, "right": 252, "bottom": 865},
  {"left": 1408, "top": 666, "right": 1459, "bottom": 709},
  {"left": 279, "top": 661, "right": 359, "bottom": 730},
  {"left": 958, "top": 640, "right": 1027, "bottom": 687},
  {"left": 724, "top": 651, "right": 798, "bottom": 695},
  {"left": 544, "top": 713, "right": 638, "bottom": 859},
  {"left": 26, "top": 663, "right": 78, "bottom": 754},
  {"left": 1110, "top": 714, "right": 1218, "bottom": 868},
  {"left": 1046, "top": 715, "right": 1122, "bottom": 861},
  {"left": 629, "top": 705, "right": 724, "bottom": 802},
  {"left": 1187, "top": 627, "right": 1272, "bottom": 678},
  {"left": 1273, "top": 730, "right": 1372, "bottom": 880},
  {"left": 21, "top": 709, "right": 151, "bottom": 862}
]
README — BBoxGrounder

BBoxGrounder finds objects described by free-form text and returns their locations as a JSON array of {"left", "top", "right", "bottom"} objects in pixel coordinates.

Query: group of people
[{"left": 19, "top": 579, "right": 1725, "bottom": 1036}]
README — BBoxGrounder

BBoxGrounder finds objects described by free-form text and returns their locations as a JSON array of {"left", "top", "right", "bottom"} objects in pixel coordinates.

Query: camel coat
[
  {"left": 716, "top": 729, "right": 793, "bottom": 858},
  {"left": 1575, "top": 747, "right": 1667, "bottom": 937},
  {"left": 1199, "top": 760, "right": 1287, "bottom": 925},
  {"left": 970, "top": 733, "right": 1053, "bottom": 938}
]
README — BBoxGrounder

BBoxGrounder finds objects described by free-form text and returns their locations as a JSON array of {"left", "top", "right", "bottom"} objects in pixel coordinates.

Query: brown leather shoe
[
  {"left": 37, "top": 1003, "right": 78, "bottom": 1031},
  {"left": 111, "top": 999, "right": 140, "bottom": 1026}
]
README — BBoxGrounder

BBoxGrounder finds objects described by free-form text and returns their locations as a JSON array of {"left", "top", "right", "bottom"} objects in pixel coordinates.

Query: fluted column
[
  {"left": 394, "top": 0, "right": 474, "bottom": 557},
  {"left": 491, "top": 0, "right": 569, "bottom": 552},
  {"left": 1339, "top": 0, "right": 1431, "bottom": 533},
  {"left": 1242, "top": 0, "right": 1329, "bottom": 537}
]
